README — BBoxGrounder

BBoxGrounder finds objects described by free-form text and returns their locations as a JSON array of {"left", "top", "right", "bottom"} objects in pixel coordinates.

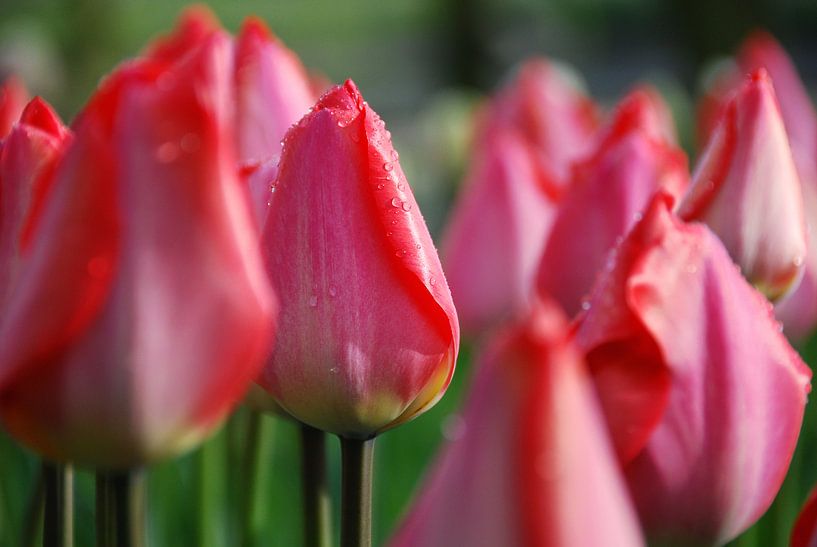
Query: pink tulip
[
  {"left": 442, "top": 127, "right": 556, "bottom": 336},
  {"left": 390, "top": 299, "right": 644, "bottom": 547},
  {"left": 487, "top": 58, "right": 600, "bottom": 193},
  {"left": 0, "top": 75, "right": 28, "bottom": 138},
  {"left": 258, "top": 80, "right": 459, "bottom": 438},
  {"left": 536, "top": 88, "right": 688, "bottom": 317},
  {"left": 143, "top": 5, "right": 222, "bottom": 64},
  {"left": 679, "top": 69, "right": 807, "bottom": 301},
  {"left": 792, "top": 486, "right": 817, "bottom": 547},
  {"left": 575, "top": 192, "right": 811, "bottom": 544},
  {"left": 0, "top": 34, "right": 275, "bottom": 468}
]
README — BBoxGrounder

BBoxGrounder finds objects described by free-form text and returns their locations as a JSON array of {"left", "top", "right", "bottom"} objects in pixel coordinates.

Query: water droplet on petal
[
  {"left": 269, "top": 183, "right": 277, "bottom": 194},
  {"left": 329, "top": 286, "right": 337, "bottom": 298},
  {"left": 429, "top": 276, "right": 436, "bottom": 286},
  {"left": 383, "top": 162, "right": 394, "bottom": 172},
  {"left": 329, "top": 366, "right": 339, "bottom": 374},
  {"left": 386, "top": 231, "right": 392, "bottom": 237},
  {"left": 395, "top": 249, "right": 407, "bottom": 258},
  {"left": 401, "top": 202, "right": 412, "bottom": 212},
  {"left": 156, "top": 142, "right": 179, "bottom": 163},
  {"left": 391, "top": 197, "right": 402, "bottom": 208},
  {"left": 397, "top": 183, "right": 404, "bottom": 190},
  {"left": 391, "top": 220, "right": 398, "bottom": 225},
  {"left": 308, "top": 295, "right": 318, "bottom": 307},
  {"left": 580, "top": 300, "right": 591, "bottom": 311},
  {"left": 377, "top": 183, "right": 385, "bottom": 190},
  {"left": 415, "top": 243, "right": 421, "bottom": 250},
  {"left": 390, "top": 150, "right": 399, "bottom": 161}
]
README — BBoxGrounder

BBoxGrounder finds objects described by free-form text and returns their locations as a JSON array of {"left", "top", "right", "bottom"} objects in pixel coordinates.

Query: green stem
[
  {"left": 43, "top": 462, "right": 73, "bottom": 547},
  {"left": 239, "top": 410, "right": 261, "bottom": 547},
  {"left": 21, "top": 464, "right": 44, "bottom": 547},
  {"left": 340, "top": 437, "right": 375, "bottom": 547},
  {"left": 300, "top": 424, "right": 332, "bottom": 547},
  {"left": 95, "top": 470, "right": 145, "bottom": 547}
]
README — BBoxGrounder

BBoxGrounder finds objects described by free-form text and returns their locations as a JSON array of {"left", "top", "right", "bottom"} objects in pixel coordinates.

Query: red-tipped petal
[
  {"left": 259, "top": 81, "right": 458, "bottom": 438},
  {"left": 577, "top": 193, "right": 810, "bottom": 544},
  {"left": 679, "top": 69, "right": 807, "bottom": 300},
  {"left": 0, "top": 75, "right": 28, "bottom": 138}
]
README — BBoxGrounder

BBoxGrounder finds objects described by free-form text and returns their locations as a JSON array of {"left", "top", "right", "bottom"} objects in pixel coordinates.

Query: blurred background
[{"left": 2, "top": 0, "right": 817, "bottom": 545}]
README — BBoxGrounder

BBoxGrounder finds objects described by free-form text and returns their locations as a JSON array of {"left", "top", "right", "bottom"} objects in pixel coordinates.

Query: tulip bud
[
  {"left": 679, "top": 69, "right": 807, "bottom": 301},
  {"left": 442, "top": 127, "right": 556, "bottom": 336},
  {"left": 488, "top": 59, "right": 600, "bottom": 192},
  {"left": 390, "top": 299, "right": 644, "bottom": 547},
  {"left": 0, "top": 34, "right": 276, "bottom": 468},
  {"left": 235, "top": 17, "right": 316, "bottom": 166},
  {"left": 536, "top": 88, "right": 688, "bottom": 317},
  {"left": 0, "top": 75, "right": 28, "bottom": 138},
  {"left": 258, "top": 80, "right": 459, "bottom": 438},
  {"left": 576, "top": 192, "right": 811, "bottom": 545}
]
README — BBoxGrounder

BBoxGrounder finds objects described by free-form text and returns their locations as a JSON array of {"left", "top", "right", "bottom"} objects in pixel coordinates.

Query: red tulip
[
  {"left": 488, "top": 59, "right": 600, "bottom": 193},
  {"left": 0, "top": 75, "right": 28, "bottom": 138},
  {"left": 0, "top": 34, "right": 275, "bottom": 468},
  {"left": 258, "top": 81, "right": 459, "bottom": 438},
  {"left": 679, "top": 69, "right": 807, "bottom": 301},
  {"left": 143, "top": 5, "right": 222, "bottom": 64},
  {"left": 575, "top": 192, "right": 811, "bottom": 545},
  {"left": 442, "top": 126, "right": 556, "bottom": 336},
  {"left": 792, "top": 486, "right": 817, "bottom": 547},
  {"left": 536, "top": 88, "right": 688, "bottom": 317},
  {"left": 390, "top": 299, "right": 644, "bottom": 547}
]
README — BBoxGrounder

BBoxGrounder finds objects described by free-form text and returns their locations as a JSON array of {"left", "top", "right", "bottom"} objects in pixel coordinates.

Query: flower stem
[
  {"left": 300, "top": 424, "right": 332, "bottom": 547},
  {"left": 95, "top": 469, "right": 145, "bottom": 547},
  {"left": 43, "top": 462, "right": 73, "bottom": 547},
  {"left": 340, "top": 437, "right": 375, "bottom": 547}
]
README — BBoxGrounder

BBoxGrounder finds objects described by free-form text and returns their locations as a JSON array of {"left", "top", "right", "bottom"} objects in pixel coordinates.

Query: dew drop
[
  {"left": 391, "top": 197, "right": 402, "bottom": 208},
  {"left": 329, "top": 286, "right": 337, "bottom": 298},
  {"left": 580, "top": 300, "right": 591, "bottom": 311},
  {"left": 390, "top": 150, "right": 399, "bottom": 161},
  {"left": 385, "top": 130, "right": 392, "bottom": 139},
  {"left": 397, "top": 183, "right": 405, "bottom": 190},
  {"left": 386, "top": 231, "right": 393, "bottom": 237},
  {"left": 377, "top": 183, "right": 385, "bottom": 190},
  {"left": 401, "top": 202, "right": 413, "bottom": 212},
  {"left": 308, "top": 295, "right": 318, "bottom": 307},
  {"left": 395, "top": 249, "right": 407, "bottom": 258},
  {"left": 329, "top": 366, "right": 339, "bottom": 374},
  {"left": 415, "top": 243, "right": 421, "bottom": 250},
  {"left": 391, "top": 219, "right": 398, "bottom": 225},
  {"left": 383, "top": 162, "right": 394, "bottom": 172},
  {"left": 429, "top": 276, "right": 436, "bottom": 286},
  {"left": 156, "top": 142, "right": 179, "bottom": 163},
  {"left": 269, "top": 183, "right": 277, "bottom": 194}
]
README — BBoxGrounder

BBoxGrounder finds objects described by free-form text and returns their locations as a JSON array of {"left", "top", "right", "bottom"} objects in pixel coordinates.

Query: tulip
[
  {"left": 536, "top": 88, "right": 688, "bottom": 317},
  {"left": 0, "top": 75, "right": 28, "bottom": 138},
  {"left": 487, "top": 58, "right": 600, "bottom": 193},
  {"left": 258, "top": 80, "right": 459, "bottom": 439},
  {"left": 441, "top": 127, "right": 556, "bottom": 336},
  {"left": 679, "top": 69, "right": 807, "bottom": 301},
  {"left": 575, "top": 192, "right": 811, "bottom": 545},
  {"left": 390, "top": 298, "right": 644, "bottom": 547},
  {"left": 0, "top": 33, "right": 275, "bottom": 468},
  {"left": 791, "top": 486, "right": 817, "bottom": 547}
]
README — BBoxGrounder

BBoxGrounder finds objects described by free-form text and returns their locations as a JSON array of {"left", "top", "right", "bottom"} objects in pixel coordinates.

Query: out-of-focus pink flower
[
  {"left": 536, "top": 88, "right": 687, "bottom": 317},
  {"left": 576, "top": 192, "right": 811, "bottom": 545},
  {"left": 235, "top": 17, "right": 315, "bottom": 166},
  {"left": 442, "top": 127, "right": 556, "bottom": 336},
  {"left": 258, "top": 81, "right": 459, "bottom": 438},
  {"left": 488, "top": 59, "right": 601, "bottom": 193},
  {"left": 390, "top": 299, "right": 644, "bottom": 547},
  {"left": 0, "top": 76, "right": 28, "bottom": 138},
  {"left": 0, "top": 34, "right": 276, "bottom": 468},
  {"left": 679, "top": 69, "right": 807, "bottom": 301},
  {"left": 143, "top": 5, "right": 222, "bottom": 63},
  {"left": 792, "top": 486, "right": 817, "bottom": 547}
]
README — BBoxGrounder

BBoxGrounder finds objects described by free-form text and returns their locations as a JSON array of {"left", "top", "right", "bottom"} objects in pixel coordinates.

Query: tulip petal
[
  {"left": 260, "top": 81, "right": 458, "bottom": 438},
  {"left": 791, "top": 486, "right": 817, "bottom": 547},
  {"left": 577, "top": 192, "right": 811, "bottom": 544},
  {"left": 0, "top": 36, "right": 275, "bottom": 467},
  {"left": 679, "top": 69, "right": 807, "bottom": 301},
  {"left": 0, "top": 75, "right": 28, "bottom": 138},
  {"left": 537, "top": 89, "right": 688, "bottom": 317},
  {"left": 442, "top": 127, "right": 555, "bottom": 335},
  {"left": 391, "top": 299, "right": 644, "bottom": 547}
]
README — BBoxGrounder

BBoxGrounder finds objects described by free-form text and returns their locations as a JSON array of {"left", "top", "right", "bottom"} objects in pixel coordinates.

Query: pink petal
[
  {"left": 391, "top": 299, "right": 644, "bottom": 547},
  {"left": 442, "top": 127, "right": 556, "bottom": 336},
  {"left": 0, "top": 75, "right": 28, "bottom": 138},
  {"left": 537, "top": 89, "right": 688, "bottom": 317},
  {"left": 577, "top": 193, "right": 811, "bottom": 544},
  {"left": 0, "top": 35, "right": 276, "bottom": 467},
  {"left": 259, "top": 81, "right": 458, "bottom": 438},
  {"left": 679, "top": 69, "right": 807, "bottom": 300},
  {"left": 235, "top": 17, "right": 316, "bottom": 166}
]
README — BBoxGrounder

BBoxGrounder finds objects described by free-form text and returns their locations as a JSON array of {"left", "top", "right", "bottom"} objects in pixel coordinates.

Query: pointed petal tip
[{"left": 18, "top": 97, "right": 67, "bottom": 138}]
